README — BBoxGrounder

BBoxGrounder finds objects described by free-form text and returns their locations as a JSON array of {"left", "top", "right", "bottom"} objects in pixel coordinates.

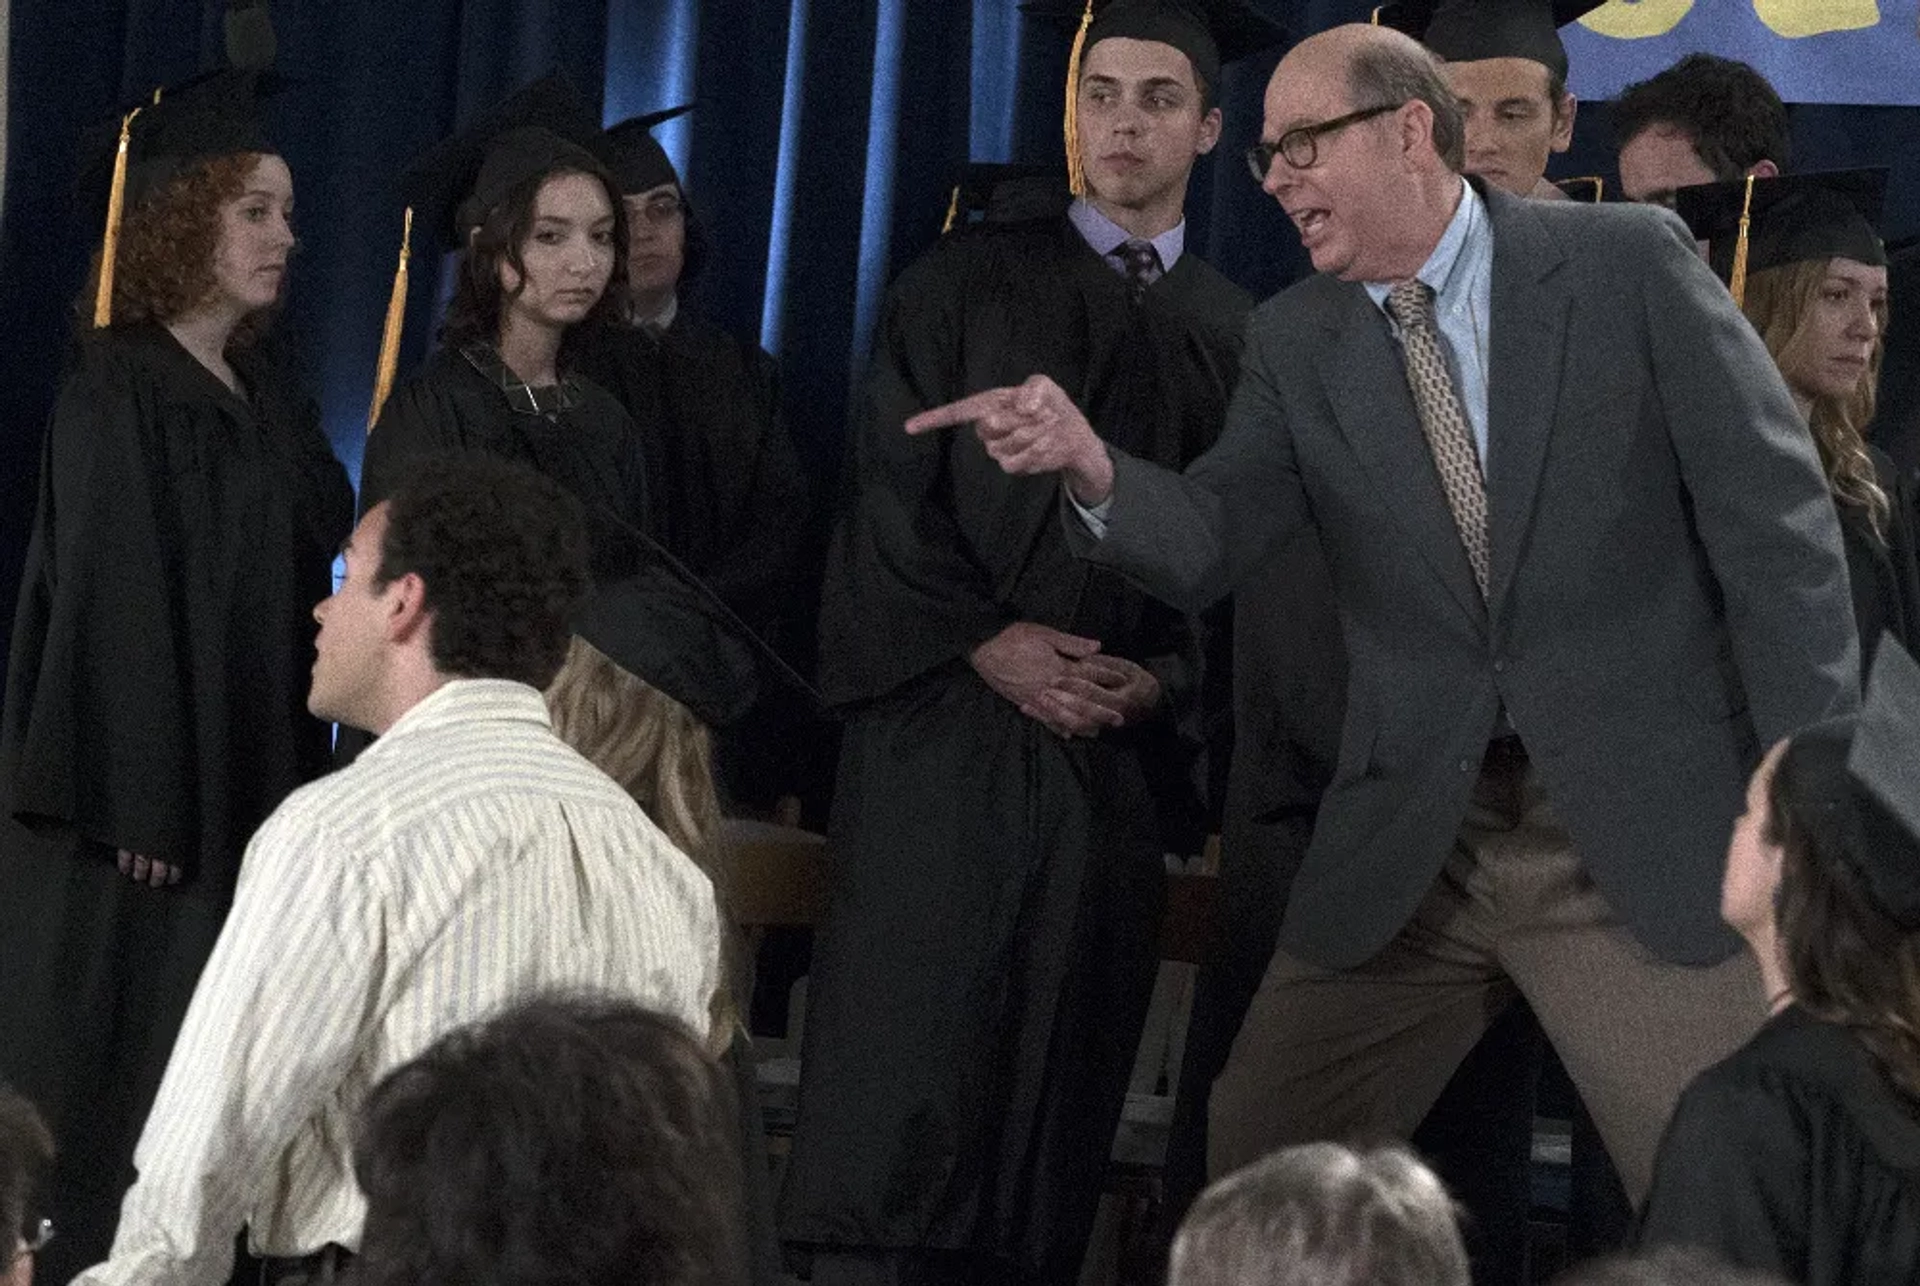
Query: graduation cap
[
  {"left": 573, "top": 507, "right": 820, "bottom": 729},
  {"left": 940, "top": 162, "right": 1074, "bottom": 233},
  {"left": 1674, "top": 167, "right": 1887, "bottom": 308},
  {"left": 367, "top": 73, "right": 607, "bottom": 429},
  {"left": 598, "top": 104, "right": 694, "bottom": 196},
  {"left": 79, "top": 68, "right": 282, "bottom": 328},
  {"left": 1373, "top": 0, "right": 1608, "bottom": 81},
  {"left": 1022, "top": 0, "right": 1290, "bottom": 196}
]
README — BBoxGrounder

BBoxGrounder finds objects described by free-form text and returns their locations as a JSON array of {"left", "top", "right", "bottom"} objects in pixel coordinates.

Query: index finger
[{"left": 904, "top": 388, "right": 1014, "bottom": 436}]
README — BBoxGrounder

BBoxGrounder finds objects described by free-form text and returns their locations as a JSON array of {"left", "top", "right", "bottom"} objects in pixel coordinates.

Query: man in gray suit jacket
[{"left": 905, "top": 23, "right": 1859, "bottom": 1200}]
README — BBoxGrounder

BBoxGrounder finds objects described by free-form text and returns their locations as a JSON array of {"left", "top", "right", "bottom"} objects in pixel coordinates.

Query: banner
[{"left": 1564, "top": 0, "right": 1920, "bottom": 105}]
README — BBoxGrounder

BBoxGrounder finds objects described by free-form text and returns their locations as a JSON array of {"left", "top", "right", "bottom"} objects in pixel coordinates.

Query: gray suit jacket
[{"left": 1077, "top": 184, "right": 1860, "bottom": 969}]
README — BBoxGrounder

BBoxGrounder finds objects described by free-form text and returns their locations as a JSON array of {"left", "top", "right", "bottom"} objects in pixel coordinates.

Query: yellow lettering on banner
[
  {"left": 1752, "top": 0, "right": 1880, "bottom": 35},
  {"left": 1577, "top": 0, "right": 1694, "bottom": 38}
]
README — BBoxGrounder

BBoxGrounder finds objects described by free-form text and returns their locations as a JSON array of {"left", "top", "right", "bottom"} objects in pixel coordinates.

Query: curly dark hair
[
  {"left": 0, "top": 1083, "right": 53, "bottom": 1271},
  {"left": 350, "top": 993, "right": 748, "bottom": 1286},
  {"left": 441, "top": 160, "right": 629, "bottom": 366},
  {"left": 77, "top": 150, "right": 282, "bottom": 343},
  {"left": 375, "top": 453, "right": 591, "bottom": 690},
  {"left": 1612, "top": 55, "right": 1791, "bottom": 181},
  {"left": 1769, "top": 725, "right": 1920, "bottom": 1105}
]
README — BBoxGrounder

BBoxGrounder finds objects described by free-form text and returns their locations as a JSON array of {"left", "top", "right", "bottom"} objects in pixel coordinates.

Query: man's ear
[
  {"left": 1195, "top": 104, "right": 1224, "bottom": 156},
  {"left": 383, "top": 571, "right": 432, "bottom": 646},
  {"left": 1550, "top": 93, "right": 1577, "bottom": 152}
]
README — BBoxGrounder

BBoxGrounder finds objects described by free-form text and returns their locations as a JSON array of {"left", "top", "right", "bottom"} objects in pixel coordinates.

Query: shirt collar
[
  {"left": 459, "top": 342, "right": 583, "bottom": 416},
  {"left": 1068, "top": 197, "right": 1185, "bottom": 275},
  {"left": 630, "top": 292, "right": 679, "bottom": 336},
  {"left": 1363, "top": 177, "right": 1481, "bottom": 311},
  {"left": 365, "top": 678, "right": 553, "bottom": 753}
]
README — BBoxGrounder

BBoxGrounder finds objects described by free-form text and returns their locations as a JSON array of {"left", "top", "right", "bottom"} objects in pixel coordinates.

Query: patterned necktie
[
  {"left": 1113, "top": 239, "right": 1163, "bottom": 301},
  {"left": 1385, "top": 279, "right": 1490, "bottom": 599}
]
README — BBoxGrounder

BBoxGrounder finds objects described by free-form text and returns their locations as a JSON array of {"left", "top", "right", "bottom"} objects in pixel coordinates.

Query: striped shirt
[{"left": 75, "top": 679, "right": 721, "bottom": 1286}]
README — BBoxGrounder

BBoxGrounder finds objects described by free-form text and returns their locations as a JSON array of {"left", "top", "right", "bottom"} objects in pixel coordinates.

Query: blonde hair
[
  {"left": 1743, "top": 257, "right": 1891, "bottom": 540},
  {"left": 545, "top": 636, "right": 741, "bottom": 1047}
]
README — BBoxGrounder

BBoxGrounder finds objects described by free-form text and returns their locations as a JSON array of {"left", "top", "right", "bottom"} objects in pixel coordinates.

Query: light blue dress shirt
[
  {"left": 1067, "top": 197, "right": 1186, "bottom": 277},
  {"left": 1363, "top": 178, "right": 1495, "bottom": 467}
]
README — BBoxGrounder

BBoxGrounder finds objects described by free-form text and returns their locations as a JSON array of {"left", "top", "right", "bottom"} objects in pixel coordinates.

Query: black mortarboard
[
  {"left": 1675, "top": 168, "right": 1888, "bottom": 305},
  {"left": 369, "top": 73, "right": 607, "bottom": 427},
  {"left": 573, "top": 514, "right": 819, "bottom": 729},
  {"left": 599, "top": 104, "right": 694, "bottom": 196},
  {"left": 940, "top": 162, "right": 1073, "bottom": 233},
  {"left": 78, "top": 68, "right": 283, "bottom": 327},
  {"left": 1022, "top": 0, "right": 1289, "bottom": 194},
  {"left": 401, "top": 72, "right": 607, "bottom": 248},
  {"left": 1374, "top": 0, "right": 1607, "bottom": 81}
]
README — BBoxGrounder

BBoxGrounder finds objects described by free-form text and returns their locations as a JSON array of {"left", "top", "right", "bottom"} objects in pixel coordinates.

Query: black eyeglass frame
[
  {"left": 7, "top": 1216, "right": 53, "bottom": 1266},
  {"left": 1245, "top": 102, "right": 1405, "bottom": 180}
]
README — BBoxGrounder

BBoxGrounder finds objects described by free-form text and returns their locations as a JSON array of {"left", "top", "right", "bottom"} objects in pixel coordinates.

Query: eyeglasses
[
  {"left": 630, "top": 194, "right": 685, "bottom": 228},
  {"left": 1245, "top": 102, "right": 1404, "bottom": 180}
]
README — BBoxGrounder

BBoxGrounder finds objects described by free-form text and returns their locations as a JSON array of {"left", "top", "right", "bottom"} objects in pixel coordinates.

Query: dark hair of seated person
[
  {"left": 0, "top": 1084, "right": 53, "bottom": 1281},
  {"left": 349, "top": 992, "right": 748, "bottom": 1286},
  {"left": 376, "top": 452, "right": 592, "bottom": 692}
]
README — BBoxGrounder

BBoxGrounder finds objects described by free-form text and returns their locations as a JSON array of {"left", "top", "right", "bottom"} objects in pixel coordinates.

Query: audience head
[
  {"left": 597, "top": 110, "right": 707, "bottom": 313},
  {"left": 352, "top": 992, "right": 747, "bottom": 1286},
  {"left": 1255, "top": 25, "right": 1467, "bottom": 284},
  {"left": 309, "top": 454, "right": 590, "bottom": 734},
  {"left": 1168, "top": 1141, "right": 1468, "bottom": 1286},
  {"left": 0, "top": 1086, "right": 53, "bottom": 1286},
  {"left": 1722, "top": 641, "right": 1920, "bottom": 1101},
  {"left": 1612, "top": 55, "right": 1788, "bottom": 207},
  {"left": 1552, "top": 1245, "right": 1791, "bottom": 1284}
]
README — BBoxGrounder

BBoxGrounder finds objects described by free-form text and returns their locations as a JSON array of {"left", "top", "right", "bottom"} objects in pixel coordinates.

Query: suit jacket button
[
  {"left": 1458, "top": 757, "right": 1474, "bottom": 772},
  {"left": 1493, "top": 659, "right": 1509, "bottom": 673}
]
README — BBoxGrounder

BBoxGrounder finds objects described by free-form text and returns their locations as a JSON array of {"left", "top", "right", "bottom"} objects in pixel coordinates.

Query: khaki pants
[{"left": 1209, "top": 746, "right": 1765, "bottom": 1202}]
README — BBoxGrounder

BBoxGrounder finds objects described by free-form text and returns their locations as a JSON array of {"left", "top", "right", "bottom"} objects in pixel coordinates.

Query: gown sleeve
[
  {"left": 359, "top": 370, "right": 465, "bottom": 515},
  {"left": 2, "top": 342, "right": 200, "bottom": 864},
  {"left": 816, "top": 245, "right": 1011, "bottom": 706},
  {"left": 1637, "top": 1070, "right": 1811, "bottom": 1280}
]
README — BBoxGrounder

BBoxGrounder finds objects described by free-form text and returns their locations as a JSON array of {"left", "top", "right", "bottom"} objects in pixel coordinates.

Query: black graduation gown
[
  {"left": 572, "top": 311, "right": 809, "bottom": 617},
  {"left": 0, "top": 321, "right": 352, "bottom": 1281},
  {"left": 1639, "top": 1005, "right": 1920, "bottom": 1285},
  {"left": 779, "top": 217, "right": 1249, "bottom": 1277},
  {"left": 1841, "top": 446, "right": 1920, "bottom": 664},
  {"left": 571, "top": 312, "right": 820, "bottom": 813},
  {"left": 360, "top": 342, "right": 649, "bottom": 571}
]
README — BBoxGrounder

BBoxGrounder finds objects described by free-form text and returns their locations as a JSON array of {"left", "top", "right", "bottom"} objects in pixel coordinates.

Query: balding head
[{"left": 1252, "top": 23, "right": 1467, "bottom": 282}]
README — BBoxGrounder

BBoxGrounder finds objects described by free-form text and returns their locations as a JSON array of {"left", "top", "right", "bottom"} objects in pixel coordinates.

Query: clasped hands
[{"left": 970, "top": 622, "right": 1160, "bottom": 739}]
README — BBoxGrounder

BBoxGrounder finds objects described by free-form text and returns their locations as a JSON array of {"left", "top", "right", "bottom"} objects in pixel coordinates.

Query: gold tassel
[
  {"left": 1063, "top": 0, "right": 1095, "bottom": 199},
  {"left": 366, "top": 207, "right": 413, "bottom": 431},
  {"left": 941, "top": 182, "right": 962, "bottom": 235},
  {"left": 1728, "top": 172, "right": 1757, "bottom": 309},
  {"left": 1369, "top": 4, "right": 1385, "bottom": 21},
  {"left": 92, "top": 106, "right": 145, "bottom": 329}
]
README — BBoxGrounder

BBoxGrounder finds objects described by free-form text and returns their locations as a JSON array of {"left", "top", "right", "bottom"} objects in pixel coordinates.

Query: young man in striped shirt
[{"left": 76, "top": 454, "right": 723, "bottom": 1286}]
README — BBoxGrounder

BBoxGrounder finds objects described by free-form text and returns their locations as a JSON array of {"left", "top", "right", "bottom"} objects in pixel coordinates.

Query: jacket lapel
[
  {"left": 1482, "top": 186, "right": 1572, "bottom": 617},
  {"left": 1314, "top": 285, "right": 1488, "bottom": 629}
]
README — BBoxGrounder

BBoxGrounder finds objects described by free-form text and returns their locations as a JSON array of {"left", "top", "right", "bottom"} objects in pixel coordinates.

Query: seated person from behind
[
  {"left": 1168, "top": 1142, "right": 1469, "bottom": 1286},
  {"left": 351, "top": 993, "right": 748, "bottom": 1286},
  {"left": 1638, "top": 639, "right": 1920, "bottom": 1285}
]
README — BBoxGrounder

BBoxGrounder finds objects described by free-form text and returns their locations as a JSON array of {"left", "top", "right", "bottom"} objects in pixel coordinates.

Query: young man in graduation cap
[
  {"left": 1611, "top": 54, "right": 1789, "bottom": 209},
  {"left": 1377, "top": 0, "right": 1603, "bottom": 200},
  {"left": 780, "top": 3, "right": 1284, "bottom": 1282},
  {"left": 572, "top": 107, "right": 817, "bottom": 821}
]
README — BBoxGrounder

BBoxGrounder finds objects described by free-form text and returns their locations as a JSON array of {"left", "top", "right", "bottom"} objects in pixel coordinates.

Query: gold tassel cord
[
  {"left": 941, "top": 182, "right": 962, "bottom": 235},
  {"left": 367, "top": 207, "right": 413, "bottom": 431},
  {"left": 92, "top": 106, "right": 145, "bottom": 329},
  {"left": 1728, "top": 172, "right": 1757, "bottom": 309},
  {"left": 1063, "top": 0, "right": 1095, "bottom": 199}
]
